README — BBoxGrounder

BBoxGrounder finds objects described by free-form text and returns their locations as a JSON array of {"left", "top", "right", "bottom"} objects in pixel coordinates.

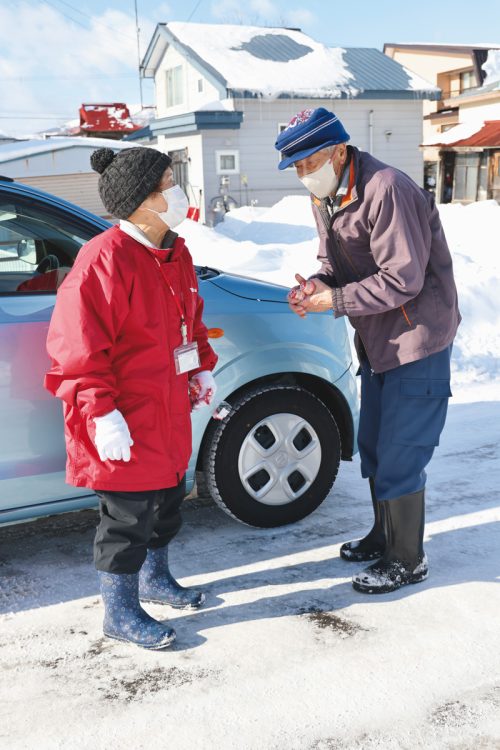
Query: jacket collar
[{"left": 117, "top": 222, "right": 184, "bottom": 263}]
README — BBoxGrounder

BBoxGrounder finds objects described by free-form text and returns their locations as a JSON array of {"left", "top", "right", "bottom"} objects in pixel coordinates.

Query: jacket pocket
[
  {"left": 117, "top": 395, "right": 158, "bottom": 436},
  {"left": 392, "top": 378, "right": 452, "bottom": 447}
]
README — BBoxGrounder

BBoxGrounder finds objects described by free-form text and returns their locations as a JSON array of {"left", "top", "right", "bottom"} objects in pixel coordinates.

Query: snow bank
[{"left": 180, "top": 195, "right": 500, "bottom": 395}]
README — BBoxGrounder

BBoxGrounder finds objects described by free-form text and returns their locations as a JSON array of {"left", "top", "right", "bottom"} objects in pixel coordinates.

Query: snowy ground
[{"left": 1, "top": 197, "right": 499, "bottom": 749}]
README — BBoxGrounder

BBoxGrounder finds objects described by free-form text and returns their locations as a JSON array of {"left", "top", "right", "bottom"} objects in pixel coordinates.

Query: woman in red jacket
[{"left": 45, "top": 146, "right": 218, "bottom": 650}]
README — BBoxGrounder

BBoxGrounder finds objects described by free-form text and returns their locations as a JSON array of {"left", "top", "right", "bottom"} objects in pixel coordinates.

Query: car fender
[{"left": 188, "top": 342, "right": 352, "bottom": 479}]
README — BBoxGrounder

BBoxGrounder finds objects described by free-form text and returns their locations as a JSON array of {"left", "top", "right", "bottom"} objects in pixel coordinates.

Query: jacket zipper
[{"left": 400, "top": 304, "right": 412, "bottom": 328}]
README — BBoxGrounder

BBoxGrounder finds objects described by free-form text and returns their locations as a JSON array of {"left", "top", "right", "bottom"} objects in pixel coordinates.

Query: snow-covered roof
[
  {"left": 423, "top": 120, "right": 486, "bottom": 146},
  {"left": 142, "top": 22, "right": 438, "bottom": 99},
  {"left": 0, "top": 136, "right": 140, "bottom": 164}
]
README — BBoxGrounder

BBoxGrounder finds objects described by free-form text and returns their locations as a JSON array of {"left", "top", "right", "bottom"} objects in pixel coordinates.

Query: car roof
[{"left": 0, "top": 176, "right": 111, "bottom": 231}]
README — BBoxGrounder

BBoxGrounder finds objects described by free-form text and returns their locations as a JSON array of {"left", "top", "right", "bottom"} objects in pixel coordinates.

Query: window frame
[
  {"left": 165, "top": 65, "right": 184, "bottom": 108},
  {"left": 215, "top": 149, "right": 240, "bottom": 175}
]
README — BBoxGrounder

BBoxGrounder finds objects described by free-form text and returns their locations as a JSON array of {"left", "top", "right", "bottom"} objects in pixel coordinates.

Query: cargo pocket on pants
[{"left": 393, "top": 378, "right": 452, "bottom": 447}]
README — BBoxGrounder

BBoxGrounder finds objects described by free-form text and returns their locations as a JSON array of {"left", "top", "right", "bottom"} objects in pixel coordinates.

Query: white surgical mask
[
  {"left": 299, "top": 158, "right": 339, "bottom": 199},
  {"left": 148, "top": 184, "right": 189, "bottom": 228}
]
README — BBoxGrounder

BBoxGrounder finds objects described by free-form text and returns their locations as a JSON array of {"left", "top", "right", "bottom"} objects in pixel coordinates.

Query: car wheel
[{"left": 203, "top": 385, "right": 341, "bottom": 527}]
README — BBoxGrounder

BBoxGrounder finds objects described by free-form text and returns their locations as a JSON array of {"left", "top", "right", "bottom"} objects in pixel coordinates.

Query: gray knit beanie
[{"left": 90, "top": 146, "right": 172, "bottom": 219}]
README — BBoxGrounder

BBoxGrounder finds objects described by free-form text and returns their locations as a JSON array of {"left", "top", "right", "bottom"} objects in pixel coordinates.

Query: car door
[{"left": 0, "top": 186, "right": 105, "bottom": 513}]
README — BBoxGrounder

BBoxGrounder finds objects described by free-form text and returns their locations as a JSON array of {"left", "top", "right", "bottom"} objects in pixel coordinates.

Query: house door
[
  {"left": 169, "top": 148, "right": 189, "bottom": 198},
  {"left": 492, "top": 152, "right": 500, "bottom": 202},
  {"left": 441, "top": 152, "right": 455, "bottom": 203}
]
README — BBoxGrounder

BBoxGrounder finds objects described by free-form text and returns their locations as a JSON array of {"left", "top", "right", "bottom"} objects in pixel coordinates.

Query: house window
[
  {"left": 454, "top": 153, "right": 480, "bottom": 202},
  {"left": 278, "top": 123, "right": 295, "bottom": 169},
  {"left": 459, "top": 70, "right": 475, "bottom": 93},
  {"left": 215, "top": 150, "right": 240, "bottom": 175},
  {"left": 166, "top": 66, "right": 184, "bottom": 108},
  {"left": 198, "top": 79, "right": 204, "bottom": 93}
]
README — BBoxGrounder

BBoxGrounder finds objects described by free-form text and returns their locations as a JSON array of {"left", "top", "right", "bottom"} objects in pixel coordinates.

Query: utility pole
[{"left": 134, "top": 0, "right": 144, "bottom": 110}]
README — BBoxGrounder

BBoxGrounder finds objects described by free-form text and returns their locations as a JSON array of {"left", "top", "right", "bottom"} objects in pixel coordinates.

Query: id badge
[{"left": 174, "top": 341, "right": 200, "bottom": 375}]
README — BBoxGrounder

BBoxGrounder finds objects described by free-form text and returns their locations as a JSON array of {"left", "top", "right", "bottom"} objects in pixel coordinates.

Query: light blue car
[{"left": 0, "top": 178, "right": 359, "bottom": 527}]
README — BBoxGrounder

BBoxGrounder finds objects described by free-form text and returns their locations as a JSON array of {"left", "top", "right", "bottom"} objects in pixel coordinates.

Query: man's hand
[{"left": 288, "top": 274, "right": 333, "bottom": 318}]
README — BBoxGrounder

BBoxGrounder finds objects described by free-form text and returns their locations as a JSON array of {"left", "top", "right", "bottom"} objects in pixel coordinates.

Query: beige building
[{"left": 384, "top": 43, "right": 500, "bottom": 202}]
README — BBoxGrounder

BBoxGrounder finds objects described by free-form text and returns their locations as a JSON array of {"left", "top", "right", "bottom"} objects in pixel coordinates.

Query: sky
[{"left": 1, "top": 0, "right": 500, "bottom": 137}]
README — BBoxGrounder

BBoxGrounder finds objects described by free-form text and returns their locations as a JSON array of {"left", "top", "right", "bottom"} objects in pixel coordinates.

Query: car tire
[{"left": 202, "top": 385, "right": 341, "bottom": 527}]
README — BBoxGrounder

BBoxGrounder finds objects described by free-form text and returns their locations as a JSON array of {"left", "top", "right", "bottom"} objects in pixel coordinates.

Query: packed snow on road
[{"left": 0, "top": 197, "right": 499, "bottom": 750}]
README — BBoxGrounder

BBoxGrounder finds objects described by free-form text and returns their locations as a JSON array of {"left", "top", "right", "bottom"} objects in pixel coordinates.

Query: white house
[
  {"left": 141, "top": 22, "right": 439, "bottom": 223},
  {"left": 0, "top": 137, "right": 140, "bottom": 218}
]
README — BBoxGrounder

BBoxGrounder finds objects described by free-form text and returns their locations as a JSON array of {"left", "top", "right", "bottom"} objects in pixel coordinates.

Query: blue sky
[{"left": 1, "top": 0, "right": 499, "bottom": 136}]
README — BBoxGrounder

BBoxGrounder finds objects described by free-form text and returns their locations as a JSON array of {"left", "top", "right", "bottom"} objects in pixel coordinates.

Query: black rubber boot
[
  {"left": 340, "top": 478, "right": 385, "bottom": 562},
  {"left": 352, "top": 488, "right": 428, "bottom": 594}
]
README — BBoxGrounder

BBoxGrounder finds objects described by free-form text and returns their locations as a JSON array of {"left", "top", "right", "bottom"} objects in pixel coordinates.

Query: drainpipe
[{"left": 368, "top": 110, "right": 374, "bottom": 154}]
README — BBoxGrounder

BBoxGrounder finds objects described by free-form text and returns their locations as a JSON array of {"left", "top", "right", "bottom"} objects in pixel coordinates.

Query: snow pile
[
  {"left": 180, "top": 195, "right": 500, "bottom": 394},
  {"left": 438, "top": 200, "right": 500, "bottom": 387},
  {"left": 482, "top": 49, "right": 500, "bottom": 86}
]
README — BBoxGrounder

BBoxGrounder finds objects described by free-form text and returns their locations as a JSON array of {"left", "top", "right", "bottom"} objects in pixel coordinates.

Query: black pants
[{"left": 94, "top": 477, "right": 186, "bottom": 574}]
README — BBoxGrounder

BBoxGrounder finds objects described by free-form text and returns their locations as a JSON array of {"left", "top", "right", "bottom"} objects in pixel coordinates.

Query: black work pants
[{"left": 93, "top": 477, "right": 186, "bottom": 574}]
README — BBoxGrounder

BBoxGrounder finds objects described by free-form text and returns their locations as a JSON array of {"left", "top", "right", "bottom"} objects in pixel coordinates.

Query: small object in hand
[
  {"left": 213, "top": 401, "right": 232, "bottom": 421},
  {"left": 189, "top": 379, "right": 201, "bottom": 405},
  {"left": 202, "top": 387, "right": 213, "bottom": 405},
  {"left": 288, "top": 279, "right": 316, "bottom": 303}
]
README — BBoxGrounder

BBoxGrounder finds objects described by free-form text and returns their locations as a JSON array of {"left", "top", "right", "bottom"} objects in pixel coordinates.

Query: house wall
[
  {"left": 387, "top": 49, "right": 472, "bottom": 82},
  {"left": 460, "top": 99, "right": 500, "bottom": 121},
  {"left": 14, "top": 172, "right": 107, "bottom": 217},
  {"left": 195, "top": 97, "right": 425, "bottom": 220},
  {"left": 386, "top": 49, "right": 475, "bottom": 155},
  {"left": 155, "top": 45, "right": 224, "bottom": 119}
]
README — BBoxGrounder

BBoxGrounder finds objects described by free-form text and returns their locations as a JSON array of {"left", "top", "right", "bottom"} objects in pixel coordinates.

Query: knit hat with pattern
[{"left": 90, "top": 146, "right": 172, "bottom": 219}]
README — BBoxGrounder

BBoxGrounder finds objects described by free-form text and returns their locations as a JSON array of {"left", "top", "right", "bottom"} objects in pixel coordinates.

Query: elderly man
[{"left": 275, "top": 108, "right": 460, "bottom": 594}]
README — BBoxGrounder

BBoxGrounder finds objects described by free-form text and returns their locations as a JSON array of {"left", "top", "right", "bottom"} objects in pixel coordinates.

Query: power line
[
  {"left": 42, "top": 0, "right": 136, "bottom": 41},
  {"left": 186, "top": 0, "right": 204, "bottom": 23}
]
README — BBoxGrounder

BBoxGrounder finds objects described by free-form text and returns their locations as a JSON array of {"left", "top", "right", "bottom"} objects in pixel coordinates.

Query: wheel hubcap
[{"left": 238, "top": 412, "right": 322, "bottom": 506}]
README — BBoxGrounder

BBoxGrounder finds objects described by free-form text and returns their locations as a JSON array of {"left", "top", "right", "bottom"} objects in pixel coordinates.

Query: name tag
[{"left": 174, "top": 341, "right": 200, "bottom": 375}]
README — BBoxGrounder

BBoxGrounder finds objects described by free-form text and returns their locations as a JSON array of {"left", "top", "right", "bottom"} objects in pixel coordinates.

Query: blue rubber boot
[
  {"left": 98, "top": 571, "right": 176, "bottom": 650},
  {"left": 139, "top": 546, "right": 205, "bottom": 610}
]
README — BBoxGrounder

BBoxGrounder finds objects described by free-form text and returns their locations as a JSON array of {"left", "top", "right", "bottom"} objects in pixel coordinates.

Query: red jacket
[{"left": 44, "top": 225, "right": 218, "bottom": 491}]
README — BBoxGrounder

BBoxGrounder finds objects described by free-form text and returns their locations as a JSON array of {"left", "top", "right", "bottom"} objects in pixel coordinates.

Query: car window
[{"left": 0, "top": 193, "right": 98, "bottom": 295}]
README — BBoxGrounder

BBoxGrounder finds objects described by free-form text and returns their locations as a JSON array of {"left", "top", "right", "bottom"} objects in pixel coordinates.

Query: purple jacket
[{"left": 311, "top": 147, "right": 461, "bottom": 373}]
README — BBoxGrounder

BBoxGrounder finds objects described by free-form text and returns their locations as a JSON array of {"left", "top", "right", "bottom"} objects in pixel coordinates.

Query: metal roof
[
  {"left": 343, "top": 48, "right": 431, "bottom": 94},
  {"left": 230, "top": 34, "right": 313, "bottom": 62}
]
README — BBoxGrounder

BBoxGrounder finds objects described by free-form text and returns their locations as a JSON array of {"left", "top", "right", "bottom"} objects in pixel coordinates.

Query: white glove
[
  {"left": 189, "top": 370, "right": 217, "bottom": 411},
  {"left": 93, "top": 409, "right": 134, "bottom": 462}
]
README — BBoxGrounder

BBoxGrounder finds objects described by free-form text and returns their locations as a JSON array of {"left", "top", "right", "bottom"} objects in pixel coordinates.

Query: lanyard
[{"left": 153, "top": 256, "right": 188, "bottom": 345}]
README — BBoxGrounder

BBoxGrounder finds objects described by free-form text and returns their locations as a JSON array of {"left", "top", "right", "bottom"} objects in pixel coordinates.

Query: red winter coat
[{"left": 44, "top": 225, "right": 218, "bottom": 491}]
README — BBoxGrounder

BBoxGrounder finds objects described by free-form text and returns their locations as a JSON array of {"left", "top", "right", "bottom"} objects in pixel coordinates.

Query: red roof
[
  {"left": 77, "top": 103, "right": 141, "bottom": 134},
  {"left": 442, "top": 120, "right": 500, "bottom": 147}
]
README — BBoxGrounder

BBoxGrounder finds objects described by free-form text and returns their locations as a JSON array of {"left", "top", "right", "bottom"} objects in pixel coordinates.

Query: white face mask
[
  {"left": 148, "top": 185, "right": 189, "bottom": 228},
  {"left": 299, "top": 157, "right": 339, "bottom": 199}
]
